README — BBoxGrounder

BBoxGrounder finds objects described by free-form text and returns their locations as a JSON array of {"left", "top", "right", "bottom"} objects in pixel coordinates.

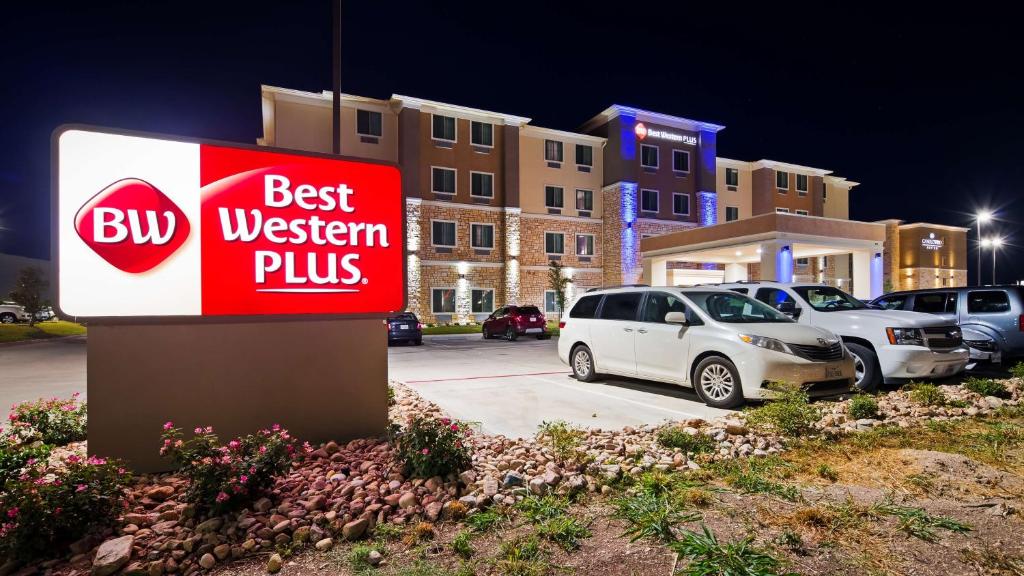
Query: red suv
[{"left": 482, "top": 305, "right": 550, "bottom": 341}]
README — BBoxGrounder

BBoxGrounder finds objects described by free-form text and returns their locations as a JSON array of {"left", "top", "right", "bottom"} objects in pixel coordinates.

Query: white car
[
  {"left": 557, "top": 286, "right": 855, "bottom": 408},
  {"left": 717, "top": 282, "right": 969, "bottom": 391},
  {"left": 0, "top": 303, "right": 32, "bottom": 324}
]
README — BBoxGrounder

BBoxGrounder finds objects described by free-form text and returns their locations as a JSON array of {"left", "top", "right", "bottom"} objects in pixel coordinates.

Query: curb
[{"left": 0, "top": 334, "right": 87, "bottom": 348}]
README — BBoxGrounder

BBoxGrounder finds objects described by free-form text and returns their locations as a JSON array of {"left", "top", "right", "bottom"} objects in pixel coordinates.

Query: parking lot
[{"left": 388, "top": 335, "right": 730, "bottom": 438}]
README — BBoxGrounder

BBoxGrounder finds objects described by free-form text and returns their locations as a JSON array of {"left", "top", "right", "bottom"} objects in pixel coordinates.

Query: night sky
[{"left": 2, "top": 2, "right": 1021, "bottom": 283}]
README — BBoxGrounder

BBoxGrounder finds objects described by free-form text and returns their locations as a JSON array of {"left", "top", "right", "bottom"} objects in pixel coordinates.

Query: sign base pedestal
[{"left": 87, "top": 319, "right": 387, "bottom": 472}]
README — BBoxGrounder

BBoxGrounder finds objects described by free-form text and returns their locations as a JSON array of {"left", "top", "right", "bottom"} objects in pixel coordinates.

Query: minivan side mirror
[{"left": 664, "top": 311, "right": 688, "bottom": 325}]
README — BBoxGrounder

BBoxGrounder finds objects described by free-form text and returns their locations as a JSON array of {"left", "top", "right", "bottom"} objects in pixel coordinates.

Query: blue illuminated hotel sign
[{"left": 634, "top": 122, "right": 697, "bottom": 146}]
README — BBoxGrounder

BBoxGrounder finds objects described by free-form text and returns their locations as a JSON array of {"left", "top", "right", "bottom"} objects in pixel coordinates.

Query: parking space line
[
  {"left": 404, "top": 370, "right": 567, "bottom": 384},
  {"left": 525, "top": 374, "right": 720, "bottom": 419}
]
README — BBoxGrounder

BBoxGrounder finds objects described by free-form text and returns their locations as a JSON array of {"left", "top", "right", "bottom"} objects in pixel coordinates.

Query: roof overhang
[
  {"left": 581, "top": 104, "right": 725, "bottom": 134},
  {"left": 391, "top": 94, "right": 531, "bottom": 126}
]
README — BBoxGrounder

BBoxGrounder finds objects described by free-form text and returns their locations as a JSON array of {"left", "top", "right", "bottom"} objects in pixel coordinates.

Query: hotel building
[{"left": 258, "top": 85, "right": 966, "bottom": 323}]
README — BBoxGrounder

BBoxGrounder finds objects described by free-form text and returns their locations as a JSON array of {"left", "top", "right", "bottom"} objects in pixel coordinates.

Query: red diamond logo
[{"left": 74, "top": 178, "right": 191, "bottom": 273}]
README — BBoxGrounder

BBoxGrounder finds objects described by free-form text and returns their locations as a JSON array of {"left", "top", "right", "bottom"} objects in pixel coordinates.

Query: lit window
[
  {"left": 470, "top": 223, "right": 494, "bottom": 249},
  {"left": 725, "top": 168, "right": 739, "bottom": 187},
  {"left": 672, "top": 150, "right": 690, "bottom": 173},
  {"left": 641, "top": 145, "right": 659, "bottom": 168},
  {"left": 471, "top": 289, "right": 494, "bottom": 313},
  {"left": 545, "top": 186, "right": 564, "bottom": 208},
  {"left": 432, "top": 115, "right": 456, "bottom": 141},
  {"left": 545, "top": 232, "right": 564, "bottom": 254},
  {"left": 672, "top": 193, "right": 690, "bottom": 215},
  {"left": 356, "top": 110, "right": 382, "bottom": 137},
  {"left": 775, "top": 207, "right": 790, "bottom": 213},
  {"left": 576, "top": 189, "right": 593, "bottom": 211},
  {"left": 544, "top": 290, "right": 559, "bottom": 314},
  {"left": 470, "top": 172, "right": 493, "bottom": 198},
  {"left": 470, "top": 121, "right": 493, "bottom": 147},
  {"left": 544, "top": 140, "right": 563, "bottom": 162},
  {"left": 641, "top": 189, "right": 659, "bottom": 212},
  {"left": 576, "top": 234, "right": 595, "bottom": 256},
  {"left": 431, "top": 167, "right": 456, "bottom": 195},
  {"left": 431, "top": 288, "right": 456, "bottom": 314}
]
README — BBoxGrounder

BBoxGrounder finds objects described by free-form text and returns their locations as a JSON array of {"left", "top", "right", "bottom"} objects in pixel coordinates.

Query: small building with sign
[{"left": 880, "top": 220, "right": 969, "bottom": 291}]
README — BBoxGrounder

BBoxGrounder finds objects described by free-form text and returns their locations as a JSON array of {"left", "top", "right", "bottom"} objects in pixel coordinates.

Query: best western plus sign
[{"left": 56, "top": 128, "right": 405, "bottom": 318}]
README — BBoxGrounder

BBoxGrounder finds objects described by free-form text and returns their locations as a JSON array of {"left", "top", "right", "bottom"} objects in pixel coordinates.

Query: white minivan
[
  {"left": 557, "top": 286, "right": 855, "bottom": 408},
  {"left": 717, "top": 282, "right": 969, "bottom": 391}
]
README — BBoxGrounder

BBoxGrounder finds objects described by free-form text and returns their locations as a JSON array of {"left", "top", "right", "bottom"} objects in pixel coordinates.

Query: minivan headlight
[
  {"left": 886, "top": 327, "right": 925, "bottom": 346},
  {"left": 739, "top": 334, "right": 794, "bottom": 355}
]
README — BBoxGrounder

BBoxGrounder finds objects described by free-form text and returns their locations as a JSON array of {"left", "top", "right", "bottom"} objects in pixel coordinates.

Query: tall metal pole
[
  {"left": 977, "top": 220, "right": 982, "bottom": 286},
  {"left": 331, "top": 0, "right": 341, "bottom": 155},
  {"left": 993, "top": 245, "right": 997, "bottom": 285}
]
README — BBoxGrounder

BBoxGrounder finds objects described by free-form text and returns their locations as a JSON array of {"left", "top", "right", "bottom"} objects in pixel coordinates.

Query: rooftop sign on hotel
[{"left": 634, "top": 122, "right": 698, "bottom": 146}]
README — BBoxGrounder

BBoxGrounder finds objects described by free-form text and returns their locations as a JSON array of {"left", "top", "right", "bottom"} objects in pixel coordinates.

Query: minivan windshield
[
  {"left": 686, "top": 291, "right": 793, "bottom": 323},
  {"left": 792, "top": 285, "right": 866, "bottom": 312}
]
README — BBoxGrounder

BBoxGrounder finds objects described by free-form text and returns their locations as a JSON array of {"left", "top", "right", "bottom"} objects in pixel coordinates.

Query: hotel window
[
  {"left": 641, "top": 144, "right": 659, "bottom": 168},
  {"left": 672, "top": 193, "right": 690, "bottom": 216},
  {"left": 544, "top": 140, "right": 563, "bottom": 163},
  {"left": 796, "top": 174, "right": 808, "bottom": 195},
  {"left": 725, "top": 206, "right": 739, "bottom": 221},
  {"left": 470, "top": 172, "right": 493, "bottom": 198},
  {"left": 431, "top": 220, "right": 456, "bottom": 247},
  {"left": 576, "top": 189, "right": 593, "bottom": 211},
  {"left": 471, "top": 289, "right": 494, "bottom": 314},
  {"left": 470, "top": 223, "right": 495, "bottom": 250},
  {"left": 544, "top": 290, "right": 559, "bottom": 314},
  {"left": 795, "top": 209, "right": 809, "bottom": 216},
  {"left": 823, "top": 185, "right": 828, "bottom": 200},
  {"left": 776, "top": 171, "right": 789, "bottom": 190},
  {"left": 775, "top": 207, "right": 790, "bottom": 213},
  {"left": 431, "top": 114, "right": 456, "bottom": 142},
  {"left": 356, "top": 109, "right": 382, "bottom": 137},
  {"left": 576, "top": 234, "right": 595, "bottom": 256},
  {"left": 431, "top": 167, "right": 456, "bottom": 195},
  {"left": 640, "top": 189, "right": 659, "bottom": 212},
  {"left": 575, "top": 144, "right": 593, "bottom": 166},
  {"left": 796, "top": 258, "right": 810, "bottom": 267},
  {"left": 672, "top": 150, "right": 690, "bottom": 173},
  {"left": 431, "top": 288, "right": 456, "bottom": 314},
  {"left": 470, "top": 121, "right": 493, "bottom": 147},
  {"left": 545, "top": 232, "right": 565, "bottom": 254},
  {"left": 545, "top": 186, "right": 564, "bottom": 208},
  {"left": 725, "top": 168, "right": 739, "bottom": 187}
]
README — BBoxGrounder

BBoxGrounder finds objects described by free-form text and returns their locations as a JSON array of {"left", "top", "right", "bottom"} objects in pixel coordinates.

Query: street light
[
  {"left": 991, "top": 237, "right": 1003, "bottom": 285},
  {"left": 976, "top": 211, "right": 992, "bottom": 286}
]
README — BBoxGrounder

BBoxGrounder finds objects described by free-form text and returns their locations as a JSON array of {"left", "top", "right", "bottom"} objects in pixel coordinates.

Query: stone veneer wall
[
  {"left": 900, "top": 268, "right": 968, "bottom": 291},
  {"left": 883, "top": 221, "right": 901, "bottom": 292},
  {"left": 419, "top": 263, "right": 505, "bottom": 325}
]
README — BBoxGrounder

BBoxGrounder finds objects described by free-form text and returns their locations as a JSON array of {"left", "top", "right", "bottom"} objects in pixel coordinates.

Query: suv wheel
[
  {"left": 0, "top": 313, "right": 15, "bottom": 324},
  {"left": 571, "top": 345, "right": 597, "bottom": 382},
  {"left": 845, "top": 342, "right": 880, "bottom": 392},
  {"left": 693, "top": 356, "right": 744, "bottom": 409},
  {"left": 504, "top": 326, "right": 518, "bottom": 342}
]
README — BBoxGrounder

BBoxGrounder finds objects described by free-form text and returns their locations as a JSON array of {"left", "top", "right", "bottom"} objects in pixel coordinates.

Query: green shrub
[
  {"left": 8, "top": 394, "right": 87, "bottom": 445},
  {"left": 745, "top": 383, "right": 820, "bottom": 437},
  {"left": 907, "top": 382, "right": 946, "bottom": 407},
  {"left": 611, "top": 491, "right": 700, "bottom": 542},
  {"left": 1011, "top": 362, "right": 1024, "bottom": 380},
  {"left": 160, "top": 423, "right": 306, "bottom": 514},
  {"left": 848, "top": 394, "right": 880, "bottom": 420},
  {"left": 0, "top": 435, "right": 51, "bottom": 488},
  {"left": 394, "top": 416, "right": 472, "bottom": 479},
  {"left": 816, "top": 463, "right": 838, "bottom": 482},
  {"left": 537, "top": 515, "right": 592, "bottom": 551},
  {"left": 962, "top": 377, "right": 1009, "bottom": 398},
  {"left": 497, "top": 535, "right": 548, "bottom": 576},
  {"left": 656, "top": 426, "right": 716, "bottom": 454},
  {"left": 464, "top": 507, "right": 511, "bottom": 533},
  {"left": 537, "top": 420, "right": 585, "bottom": 465},
  {"left": 671, "top": 525, "right": 790, "bottom": 576},
  {"left": 0, "top": 453, "right": 131, "bottom": 560},
  {"left": 451, "top": 530, "right": 474, "bottom": 559}
]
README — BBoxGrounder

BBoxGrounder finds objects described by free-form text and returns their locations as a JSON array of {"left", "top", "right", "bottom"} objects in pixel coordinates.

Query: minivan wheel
[
  {"left": 505, "top": 327, "right": 518, "bottom": 342},
  {"left": 845, "top": 342, "right": 880, "bottom": 393},
  {"left": 0, "top": 313, "right": 14, "bottom": 324},
  {"left": 693, "top": 356, "right": 744, "bottom": 409},
  {"left": 571, "top": 345, "right": 597, "bottom": 382}
]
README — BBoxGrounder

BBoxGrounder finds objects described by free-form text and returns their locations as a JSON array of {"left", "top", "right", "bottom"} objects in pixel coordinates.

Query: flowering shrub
[
  {"left": 0, "top": 431, "right": 51, "bottom": 488},
  {"left": 0, "top": 454, "right": 130, "bottom": 560},
  {"left": 160, "top": 423, "right": 308, "bottom": 514},
  {"left": 394, "top": 416, "right": 472, "bottom": 479},
  {"left": 8, "top": 394, "right": 87, "bottom": 445}
]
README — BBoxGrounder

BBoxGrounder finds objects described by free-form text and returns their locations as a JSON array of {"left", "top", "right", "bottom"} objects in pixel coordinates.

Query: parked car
[
  {"left": 871, "top": 285, "right": 1024, "bottom": 365},
  {"left": 558, "top": 286, "right": 854, "bottom": 408},
  {"left": 386, "top": 313, "right": 423, "bottom": 345},
  {"left": 718, "top": 282, "right": 969, "bottom": 391},
  {"left": 483, "top": 305, "right": 549, "bottom": 341},
  {"left": 0, "top": 302, "right": 32, "bottom": 324},
  {"left": 34, "top": 307, "right": 56, "bottom": 322}
]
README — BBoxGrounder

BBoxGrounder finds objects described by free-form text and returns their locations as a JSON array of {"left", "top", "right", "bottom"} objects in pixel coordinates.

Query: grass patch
[
  {"left": 709, "top": 457, "right": 800, "bottom": 502},
  {"left": 907, "top": 382, "right": 947, "bottom": 406},
  {"left": 1011, "top": 362, "right": 1024, "bottom": 380},
  {"left": 847, "top": 394, "right": 879, "bottom": 420},
  {"left": 611, "top": 491, "right": 700, "bottom": 542},
  {"left": 495, "top": 535, "right": 549, "bottom": 576},
  {"left": 816, "top": 463, "right": 838, "bottom": 482},
  {"left": 348, "top": 544, "right": 378, "bottom": 571},
  {"left": 451, "top": 530, "right": 474, "bottom": 559},
  {"left": 537, "top": 420, "right": 585, "bottom": 465},
  {"left": 870, "top": 501, "right": 972, "bottom": 542},
  {"left": 656, "top": 426, "right": 717, "bottom": 454},
  {"left": 515, "top": 495, "right": 570, "bottom": 523},
  {"left": 745, "top": 383, "right": 819, "bottom": 437},
  {"left": 422, "top": 321, "right": 559, "bottom": 336},
  {"left": 465, "top": 507, "right": 512, "bottom": 533},
  {"left": 393, "top": 561, "right": 475, "bottom": 576},
  {"left": 537, "top": 515, "right": 592, "bottom": 551},
  {"left": 0, "top": 320, "right": 86, "bottom": 343},
  {"left": 962, "top": 376, "right": 1009, "bottom": 398},
  {"left": 671, "top": 525, "right": 793, "bottom": 576},
  {"left": 373, "top": 522, "right": 405, "bottom": 541}
]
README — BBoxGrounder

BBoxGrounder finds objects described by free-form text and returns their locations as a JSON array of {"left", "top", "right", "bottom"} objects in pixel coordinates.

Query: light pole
[
  {"left": 991, "top": 237, "right": 1003, "bottom": 285},
  {"left": 976, "top": 211, "right": 992, "bottom": 286}
]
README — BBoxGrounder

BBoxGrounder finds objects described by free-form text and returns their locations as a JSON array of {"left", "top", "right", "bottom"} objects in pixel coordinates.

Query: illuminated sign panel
[
  {"left": 921, "top": 232, "right": 944, "bottom": 251},
  {"left": 56, "top": 127, "right": 404, "bottom": 318},
  {"left": 634, "top": 122, "right": 697, "bottom": 145}
]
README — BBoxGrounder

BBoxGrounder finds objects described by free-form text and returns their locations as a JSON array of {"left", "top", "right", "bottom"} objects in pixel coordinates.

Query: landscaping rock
[
  {"left": 342, "top": 518, "right": 368, "bottom": 540},
  {"left": 194, "top": 518, "right": 222, "bottom": 534},
  {"left": 198, "top": 554, "right": 215, "bottom": 570},
  {"left": 502, "top": 471, "right": 525, "bottom": 488},
  {"left": 315, "top": 538, "right": 334, "bottom": 552},
  {"left": 266, "top": 554, "right": 282, "bottom": 574},
  {"left": 92, "top": 535, "right": 134, "bottom": 576}
]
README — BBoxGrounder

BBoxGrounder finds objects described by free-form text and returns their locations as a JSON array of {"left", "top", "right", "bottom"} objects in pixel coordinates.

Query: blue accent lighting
[
  {"left": 776, "top": 245, "right": 793, "bottom": 282},
  {"left": 871, "top": 252, "right": 884, "bottom": 298},
  {"left": 620, "top": 182, "right": 639, "bottom": 282},
  {"left": 619, "top": 110, "right": 636, "bottom": 161}
]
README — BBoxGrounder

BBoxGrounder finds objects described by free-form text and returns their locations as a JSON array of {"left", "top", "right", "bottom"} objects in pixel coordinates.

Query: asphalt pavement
[{"left": 0, "top": 336, "right": 87, "bottom": 410}]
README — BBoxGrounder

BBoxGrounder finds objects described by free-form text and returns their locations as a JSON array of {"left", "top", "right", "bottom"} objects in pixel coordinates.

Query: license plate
[
  {"left": 525, "top": 328, "right": 542, "bottom": 334},
  {"left": 399, "top": 324, "right": 409, "bottom": 330},
  {"left": 825, "top": 366, "right": 843, "bottom": 379},
  {"left": 529, "top": 317, "right": 537, "bottom": 322},
  {"left": 992, "top": 352, "right": 1002, "bottom": 363}
]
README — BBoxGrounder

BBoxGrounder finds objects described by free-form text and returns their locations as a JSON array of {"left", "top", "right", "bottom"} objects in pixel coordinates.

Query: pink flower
[
  {"left": 239, "top": 475, "right": 249, "bottom": 484},
  {"left": 6, "top": 508, "right": 17, "bottom": 518},
  {"left": 215, "top": 492, "right": 229, "bottom": 503},
  {"left": 441, "top": 418, "right": 450, "bottom": 426},
  {"left": 163, "top": 421, "right": 174, "bottom": 430},
  {"left": 194, "top": 427, "right": 203, "bottom": 434},
  {"left": 228, "top": 440, "right": 240, "bottom": 450},
  {"left": 66, "top": 454, "right": 81, "bottom": 464},
  {"left": 450, "top": 424, "right": 459, "bottom": 432},
  {"left": 259, "top": 445, "right": 267, "bottom": 454},
  {"left": 421, "top": 448, "right": 430, "bottom": 455},
  {"left": 271, "top": 424, "right": 281, "bottom": 432},
  {"left": 204, "top": 426, "right": 213, "bottom": 434},
  {"left": 76, "top": 484, "right": 87, "bottom": 493}
]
